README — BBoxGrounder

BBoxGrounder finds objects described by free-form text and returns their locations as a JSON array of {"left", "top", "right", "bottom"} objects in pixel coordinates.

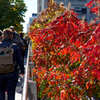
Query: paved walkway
[
  {"left": 15, "top": 58, "right": 27, "bottom": 100},
  {"left": 15, "top": 93, "right": 22, "bottom": 100}
]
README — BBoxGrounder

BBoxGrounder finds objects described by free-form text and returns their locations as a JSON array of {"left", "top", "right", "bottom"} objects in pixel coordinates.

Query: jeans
[{"left": 0, "top": 72, "right": 18, "bottom": 100}]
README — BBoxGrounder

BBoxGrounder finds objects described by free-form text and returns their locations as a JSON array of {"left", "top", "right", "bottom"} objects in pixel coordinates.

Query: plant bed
[{"left": 29, "top": 0, "right": 100, "bottom": 100}]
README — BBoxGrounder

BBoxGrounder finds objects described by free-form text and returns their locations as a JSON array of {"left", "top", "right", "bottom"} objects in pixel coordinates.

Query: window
[{"left": 82, "top": 7, "right": 87, "bottom": 14}]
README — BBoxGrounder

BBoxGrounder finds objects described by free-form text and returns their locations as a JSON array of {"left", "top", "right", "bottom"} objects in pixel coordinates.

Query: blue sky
[{"left": 23, "top": 0, "right": 37, "bottom": 33}]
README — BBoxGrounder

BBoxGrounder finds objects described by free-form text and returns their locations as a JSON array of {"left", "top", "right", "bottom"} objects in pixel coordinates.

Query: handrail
[{"left": 22, "top": 43, "right": 30, "bottom": 100}]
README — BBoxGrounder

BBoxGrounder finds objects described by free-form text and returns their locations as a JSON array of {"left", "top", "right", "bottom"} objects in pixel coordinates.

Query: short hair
[
  {"left": 9, "top": 26, "right": 15, "bottom": 31},
  {"left": 3, "top": 28, "right": 12, "bottom": 34},
  {"left": 3, "top": 28, "right": 13, "bottom": 39},
  {"left": 10, "top": 26, "right": 14, "bottom": 29},
  {"left": 19, "top": 32, "right": 24, "bottom": 37}
]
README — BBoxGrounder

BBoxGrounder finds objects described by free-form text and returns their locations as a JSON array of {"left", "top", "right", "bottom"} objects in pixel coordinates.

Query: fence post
[
  {"left": 22, "top": 41, "right": 37, "bottom": 100},
  {"left": 28, "top": 80, "right": 37, "bottom": 100}
]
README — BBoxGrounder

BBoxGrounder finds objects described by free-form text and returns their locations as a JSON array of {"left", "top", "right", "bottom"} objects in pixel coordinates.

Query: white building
[
  {"left": 37, "top": 0, "right": 45, "bottom": 13},
  {"left": 27, "top": 13, "right": 38, "bottom": 32},
  {"left": 29, "top": 13, "right": 38, "bottom": 24}
]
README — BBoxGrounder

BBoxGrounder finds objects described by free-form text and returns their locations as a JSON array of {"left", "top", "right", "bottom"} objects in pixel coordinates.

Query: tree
[{"left": 0, "top": 0, "right": 26, "bottom": 32}]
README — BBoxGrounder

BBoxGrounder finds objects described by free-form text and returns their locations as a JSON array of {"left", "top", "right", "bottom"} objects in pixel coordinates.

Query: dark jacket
[
  {"left": 13, "top": 32, "right": 25, "bottom": 47},
  {"left": 0, "top": 39, "right": 24, "bottom": 74}
]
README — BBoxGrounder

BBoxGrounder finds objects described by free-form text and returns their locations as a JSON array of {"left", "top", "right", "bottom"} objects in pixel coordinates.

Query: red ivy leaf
[
  {"left": 91, "top": 7, "right": 100, "bottom": 14},
  {"left": 85, "top": 0, "right": 94, "bottom": 8}
]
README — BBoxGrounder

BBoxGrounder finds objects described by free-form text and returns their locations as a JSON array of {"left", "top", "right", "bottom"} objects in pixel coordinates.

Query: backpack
[{"left": 0, "top": 44, "right": 14, "bottom": 74}]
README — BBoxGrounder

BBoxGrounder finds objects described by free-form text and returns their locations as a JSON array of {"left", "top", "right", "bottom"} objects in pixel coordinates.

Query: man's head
[
  {"left": 19, "top": 32, "right": 24, "bottom": 38},
  {"left": 3, "top": 28, "right": 14, "bottom": 40},
  {"left": 9, "top": 26, "right": 15, "bottom": 32}
]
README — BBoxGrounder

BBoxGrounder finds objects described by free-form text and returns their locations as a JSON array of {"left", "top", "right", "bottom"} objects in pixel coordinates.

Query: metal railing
[
  {"left": 22, "top": 43, "right": 30, "bottom": 100},
  {"left": 22, "top": 42, "right": 37, "bottom": 100}
]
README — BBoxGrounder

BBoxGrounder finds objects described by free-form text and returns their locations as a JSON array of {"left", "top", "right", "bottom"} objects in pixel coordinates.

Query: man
[
  {"left": 0, "top": 29, "right": 24, "bottom": 100},
  {"left": 19, "top": 32, "right": 28, "bottom": 57},
  {"left": 9, "top": 26, "right": 25, "bottom": 47},
  {"left": 10, "top": 26, "right": 26, "bottom": 65}
]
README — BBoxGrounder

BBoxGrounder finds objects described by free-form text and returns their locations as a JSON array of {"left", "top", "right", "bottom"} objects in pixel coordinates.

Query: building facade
[
  {"left": 37, "top": 0, "right": 95, "bottom": 22},
  {"left": 37, "top": 0, "right": 45, "bottom": 13},
  {"left": 27, "top": 13, "right": 38, "bottom": 32}
]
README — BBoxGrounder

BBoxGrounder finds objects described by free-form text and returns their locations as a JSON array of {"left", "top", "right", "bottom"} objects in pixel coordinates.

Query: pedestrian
[
  {"left": 0, "top": 28, "right": 24, "bottom": 100},
  {"left": 19, "top": 32, "right": 27, "bottom": 57},
  {"left": 10, "top": 26, "right": 26, "bottom": 65},
  {"left": 24, "top": 35, "right": 30, "bottom": 46},
  {"left": 9, "top": 26, "right": 25, "bottom": 47},
  {"left": 24, "top": 35, "right": 30, "bottom": 57}
]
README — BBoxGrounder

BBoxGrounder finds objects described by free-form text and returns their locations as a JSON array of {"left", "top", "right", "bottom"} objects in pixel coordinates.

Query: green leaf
[{"left": 0, "top": 0, "right": 26, "bottom": 31}]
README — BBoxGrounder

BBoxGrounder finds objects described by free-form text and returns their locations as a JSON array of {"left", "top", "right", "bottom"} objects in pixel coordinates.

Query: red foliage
[
  {"left": 86, "top": 0, "right": 100, "bottom": 16},
  {"left": 29, "top": 7, "right": 100, "bottom": 99},
  {"left": 85, "top": 0, "right": 94, "bottom": 8}
]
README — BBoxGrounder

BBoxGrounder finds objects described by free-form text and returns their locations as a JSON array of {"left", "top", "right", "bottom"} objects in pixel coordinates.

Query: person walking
[
  {"left": 0, "top": 29, "right": 24, "bottom": 100},
  {"left": 9, "top": 26, "right": 25, "bottom": 47},
  {"left": 24, "top": 35, "right": 30, "bottom": 57},
  {"left": 10, "top": 26, "right": 26, "bottom": 65},
  {"left": 19, "top": 32, "right": 28, "bottom": 57}
]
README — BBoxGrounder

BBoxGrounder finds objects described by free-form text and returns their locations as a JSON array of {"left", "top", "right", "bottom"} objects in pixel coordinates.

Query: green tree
[{"left": 0, "top": 0, "right": 27, "bottom": 32}]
